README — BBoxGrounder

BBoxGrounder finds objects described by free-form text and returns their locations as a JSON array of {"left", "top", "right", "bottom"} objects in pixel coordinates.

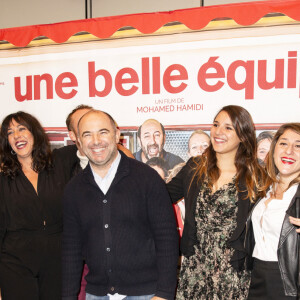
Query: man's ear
[
  {"left": 69, "top": 130, "right": 76, "bottom": 143},
  {"left": 77, "top": 135, "right": 83, "bottom": 149},
  {"left": 115, "top": 129, "right": 121, "bottom": 143},
  {"left": 163, "top": 134, "right": 166, "bottom": 147}
]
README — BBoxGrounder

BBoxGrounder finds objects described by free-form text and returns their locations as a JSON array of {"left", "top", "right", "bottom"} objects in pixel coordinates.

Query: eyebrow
[
  {"left": 143, "top": 130, "right": 161, "bottom": 135},
  {"left": 81, "top": 128, "right": 109, "bottom": 136},
  {"left": 214, "top": 120, "right": 233, "bottom": 126},
  {"left": 279, "top": 137, "right": 300, "bottom": 142},
  {"left": 8, "top": 124, "right": 25, "bottom": 130},
  {"left": 81, "top": 130, "right": 91, "bottom": 136}
]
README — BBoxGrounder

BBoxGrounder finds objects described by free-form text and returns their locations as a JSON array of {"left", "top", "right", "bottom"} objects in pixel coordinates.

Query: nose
[
  {"left": 215, "top": 126, "right": 223, "bottom": 135},
  {"left": 92, "top": 133, "right": 101, "bottom": 145},
  {"left": 149, "top": 134, "right": 155, "bottom": 144},
  {"left": 198, "top": 145, "right": 204, "bottom": 155},
  {"left": 285, "top": 144, "right": 293, "bottom": 155},
  {"left": 13, "top": 130, "right": 20, "bottom": 140}
]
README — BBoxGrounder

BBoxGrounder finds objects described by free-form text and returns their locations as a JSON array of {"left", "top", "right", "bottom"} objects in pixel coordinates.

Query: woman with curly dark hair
[
  {"left": 0, "top": 111, "right": 73, "bottom": 300},
  {"left": 167, "top": 105, "right": 266, "bottom": 299}
]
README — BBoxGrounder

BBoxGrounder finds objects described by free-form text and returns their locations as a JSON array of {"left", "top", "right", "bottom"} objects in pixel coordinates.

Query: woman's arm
[
  {"left": 167, "top": 170, "right": 185, "bottom": 204},
  {"left": 167, "top": 157, "right": 198, "bottom": 204}
]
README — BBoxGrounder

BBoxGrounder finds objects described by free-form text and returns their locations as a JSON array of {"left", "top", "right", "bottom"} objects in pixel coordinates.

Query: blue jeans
[{"left": 86, "top": 294, "right": 155, "bottom": 300}]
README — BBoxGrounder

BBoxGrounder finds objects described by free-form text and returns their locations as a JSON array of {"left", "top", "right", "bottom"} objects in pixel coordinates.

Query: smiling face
[
  {"left": 188, "top": 133, "right": 210, "bottom": 157},
  {"left": 78, "top": 111, "right": 120, "bottom": 173},
  {"left": 210, "top": 110, "right": 241, "bottom": 157},
  {"left": 139, "top": 120, "right": 165, "bottom": 162},
  {"left": 7, "top": 119, "right": 34, "bottom": 163},
  {"left": 257, "top": 138, "right": 271, "bottom": 162},
  {"left": 273, "top": 129, "right": 300, "bottom": 182}
]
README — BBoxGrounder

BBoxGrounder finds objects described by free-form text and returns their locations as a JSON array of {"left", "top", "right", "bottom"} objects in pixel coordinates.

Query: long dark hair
[
  {"left": 192, "top": 105, "right": 266, "bottom": 201},
  {"left": 265, "top": 123, "right": 300, "bottom": 191},
  {"left": 0, "top": 111, "right": 52, "bottom": 178}
]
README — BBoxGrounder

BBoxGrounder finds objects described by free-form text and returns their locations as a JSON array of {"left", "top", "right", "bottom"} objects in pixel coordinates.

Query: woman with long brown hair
[
  {"left": 167, "top": 105, "right": 266, "bottom": 299},
  {"left": 245, "top": 123, "right": 300, "bottom": 299},
  {"left": 0, "top": 111, "right": 74, "bottom": 300}
]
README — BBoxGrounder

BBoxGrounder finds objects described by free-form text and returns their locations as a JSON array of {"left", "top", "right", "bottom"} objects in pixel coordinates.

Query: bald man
[
  {"left": 134, "top": 119, "right": 184, "bottom": 170},
  {"left": 62, "top": 110, "right": 178, "bottom": 300}
]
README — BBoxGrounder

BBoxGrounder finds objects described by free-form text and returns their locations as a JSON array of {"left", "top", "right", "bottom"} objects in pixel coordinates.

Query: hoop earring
[{"left": 11, "top": 149, "right": 16, "bottom": 155}]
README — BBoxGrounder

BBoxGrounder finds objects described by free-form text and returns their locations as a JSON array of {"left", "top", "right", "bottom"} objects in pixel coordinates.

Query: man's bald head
[
  {"left": 137, "top": 119, "right": 166, "bottom": 163},
  {"left": 77, "top": 110, "right": 120, "bottom": 174},
  {"left": 77, "top": 110, "right": 117, "bottom": 137}
]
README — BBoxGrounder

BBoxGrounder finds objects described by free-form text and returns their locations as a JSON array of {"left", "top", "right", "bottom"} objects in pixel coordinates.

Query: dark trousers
[
  {"left": 0, "top": 233, "right": 61, "bottom": 300},
  {"left": 248, "top": 258, "right": 297, "bottom": 300}
]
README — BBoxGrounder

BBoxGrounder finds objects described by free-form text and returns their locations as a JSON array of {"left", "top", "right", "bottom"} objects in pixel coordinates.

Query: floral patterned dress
[{"left": 176, "top": 179, "right": 250, "bottom": 300}]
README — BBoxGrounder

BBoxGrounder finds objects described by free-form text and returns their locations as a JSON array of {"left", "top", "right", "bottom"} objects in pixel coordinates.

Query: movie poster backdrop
[{"left": 0, "top": 25, "right": 299, "bottom": 160}]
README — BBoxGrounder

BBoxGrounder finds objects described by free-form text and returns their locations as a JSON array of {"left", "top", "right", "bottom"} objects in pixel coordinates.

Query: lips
[
  {"left": 213, "top": 137, "right": 226, "bottom": 144},
  {"left": 281, "top": 157, "right": 296, "bottom": 164},
  {"left": 15, "top": 141, "right": 27, "bottom": 149},
  {"left": 147, "top": 144, "right": 159, "bottom": 157},
  {"left": 91, "top": 146, "right": 106, "bottom": 154}
]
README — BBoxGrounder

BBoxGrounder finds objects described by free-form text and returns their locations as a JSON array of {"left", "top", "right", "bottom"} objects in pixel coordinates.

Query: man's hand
[
  {"left": 151, "top": 297, "right": 167, "bottom": 300},
  {"left": 289, "top": 216, "right": 300, "bottom": 233}
]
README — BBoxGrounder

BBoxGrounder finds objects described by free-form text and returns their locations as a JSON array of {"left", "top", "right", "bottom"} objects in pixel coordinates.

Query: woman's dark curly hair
[{"left": 0, "top": 111, "right": 52, "bottom": 178}]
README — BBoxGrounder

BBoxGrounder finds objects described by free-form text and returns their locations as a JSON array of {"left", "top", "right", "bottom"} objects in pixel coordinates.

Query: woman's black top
[{"left": 0, "top": 148, "right": 76, "bottom": 260}]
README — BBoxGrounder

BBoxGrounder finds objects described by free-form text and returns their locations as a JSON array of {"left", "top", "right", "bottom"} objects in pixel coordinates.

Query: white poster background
[{"left": 0, "top": 28, "right": 300, "bottom": 128}]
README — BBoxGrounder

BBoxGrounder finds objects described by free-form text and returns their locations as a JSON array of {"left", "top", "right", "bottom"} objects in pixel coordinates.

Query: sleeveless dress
[{"left": 176, "top": 179, "right": 250, "bottom": 300}]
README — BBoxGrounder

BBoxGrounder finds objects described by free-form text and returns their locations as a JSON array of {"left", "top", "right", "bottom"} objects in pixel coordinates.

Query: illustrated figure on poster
[
  {"left": 165, "top": 129, "right": 211, "bottom": 237},
  {"left": 187, "top": 129, "right": 210, "bottom": 158},
  {"left": 0, "top": 112, "right": 76, "bottom": 300},
  {"left": 256, "top": 131, "right": 275, "bottom": 165},
  {"left": 146, "top": 157, "right": 169, "bottom": 180},
  {"left": 134, "top": 119, "right": 184, "bottom": 170},
  {"left": 146, "top": 157, "right": 184, "bottom": 237},
  {"left": 167, "top": 105, "right": 266, "bottom": 299},
  {"left": 62, "top": 110, "right": 179, "bottom": 300},
  {"left": 246, "top": 123, "right": 300, "bottom": 299},
  {"left": 165, "top": 128, "right": 211, "bottom": 184}
]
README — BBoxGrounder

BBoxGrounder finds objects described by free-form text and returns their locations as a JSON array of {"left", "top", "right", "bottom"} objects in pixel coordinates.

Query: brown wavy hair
[
  {"left": 264, "top": 123, "right": 300, "bottom": 191},
  {"left": 0, "top": 111, "right": 52, "bottom": 178},
  {"left": 192, "top": 105, "right": 266, "bottom": 201}
]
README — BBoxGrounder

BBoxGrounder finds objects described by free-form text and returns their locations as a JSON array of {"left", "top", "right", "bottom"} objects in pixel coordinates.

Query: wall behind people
[
  {"left": 1, "top": 0, "right": 268, "bottom": 29},
  {"left": 1, "top": 2, "right": 299, "bottom": 160}
]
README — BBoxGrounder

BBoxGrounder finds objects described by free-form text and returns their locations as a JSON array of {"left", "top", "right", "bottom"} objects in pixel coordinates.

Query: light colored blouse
[
  {"left": 77, "top": 150, "right": 89, "bottom": 170},
  {"left": 252, "top": 184, "right": 297, "bottom": 261}
]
